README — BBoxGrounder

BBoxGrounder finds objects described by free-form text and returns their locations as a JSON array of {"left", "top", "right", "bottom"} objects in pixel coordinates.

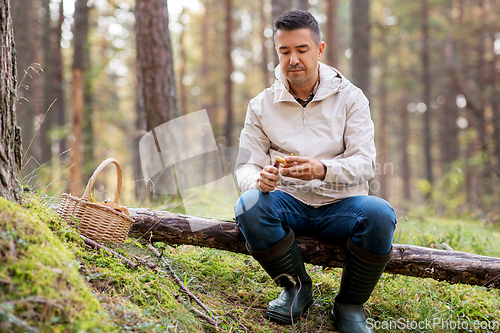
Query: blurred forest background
[{"left": 10, "top": 0, "right": 500, "bottom": 221}]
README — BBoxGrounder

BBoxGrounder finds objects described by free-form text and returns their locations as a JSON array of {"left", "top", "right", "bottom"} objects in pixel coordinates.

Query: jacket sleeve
[
  {"left": 234, "top": 99, "right": 272, "bottom": 193},
  {"left": 320, "top": 88, "right": 377, "bottom": 185}
]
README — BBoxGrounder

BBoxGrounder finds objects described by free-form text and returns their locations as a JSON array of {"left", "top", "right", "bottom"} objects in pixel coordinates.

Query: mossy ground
[
  {"left": 1, "top": 193, "right": 500, "bottom": 332},
  {"left": 0, "top": 196, "right": 112, "bottom": 332}
]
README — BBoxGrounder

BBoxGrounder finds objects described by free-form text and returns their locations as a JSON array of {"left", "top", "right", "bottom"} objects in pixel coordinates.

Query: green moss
[
  {"left": 16, "top": 194, "right": 206, "bottom": 332},
  {"left": 0, "top": 196, "right": 114, "bottom": 332}
]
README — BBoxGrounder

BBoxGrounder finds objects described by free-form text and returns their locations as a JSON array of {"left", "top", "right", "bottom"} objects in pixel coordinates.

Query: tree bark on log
[{"left": 128, "top": 208, "right": 500, "bottom": 289}]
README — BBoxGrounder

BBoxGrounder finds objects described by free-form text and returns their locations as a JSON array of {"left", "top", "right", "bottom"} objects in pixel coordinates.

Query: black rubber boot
[
  {"left": 332, "top": 239, "right": 393, "bottom": 333},
  {"left": 247, "top": 227, "right": 314, "bottom": 325}
]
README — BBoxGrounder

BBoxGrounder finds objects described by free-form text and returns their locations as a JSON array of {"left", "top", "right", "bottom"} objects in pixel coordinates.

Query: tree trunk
[
  {"left": 486, "top": 4, "right": 500, "bottom": 176},
  {"left": 421, "top": 0, "right": 433, "bottom": 189},
  {"left": 0, "top": 0, "right": 22, "bottom": 202},
  {"left": 70, "top": 67, "right": 84, "bottom": 194},
  {"left": 135, "top": 0, "right": 180, "bottom": 202},
  {"left": 40, "top": 0, "right": 54, "bottom": 165},
  {"left": 456, "top": 0, "right": 473, "bottom": 206},
  {"left": 475, "top": 1, "right": 495, "bottom": 201},
  {"left": 83, "top": 10, "right": 94, "bottom": 182},
  {"left": 200, "top": 0, "right": 211, "bottom": 121},
  {"left": 223, "top": 0, "right": 234, "bottom": 147},
  {"left": 54, "top": 0, "right": 66, "bottom": 156},
  {"left": 11, "top": 0, "right": 35, "bottom": 176},
  {"left": 135, "top": 0, "right": 179, "bottom": 132},
  {"left": 350, "top": 0, "right": 370, "bottom": 99},
  {"left": 445, "top": 34, "right": 483, "bottom": 209},
  {"left": 133, "top": 90, "right": 147, "bottom": 203},
  {"left": 199, "top": 0, "right": 212, "bottom": 186},
  {"left": 492, "top": 48, "right": 500, "bottom": 172},
  {"left": 271, "top": 0, "right": 292, "bottom": 67},
  {"left": 376, "top": 34, "right": 388, "bottom": 200},
  {"left": 128, "top": 209, "right": 500, "bottom": 289},
  {"left": 324, "top": 0, "right": 338, "bottom": 68},
  {"left": 438, "top": 91, "right": 459, "bottom": 172},
  {"left": 260, "top": 0, "right": 271, "bottom": 89},
  {"left": 70, "top": 0, "right": 89, "bottom": 195},
  {"left": 399, "top": 100, "right": 411, "bottom": 204},
  {"left": 179, "top": 7, "right": 188, "bottom": 115}
]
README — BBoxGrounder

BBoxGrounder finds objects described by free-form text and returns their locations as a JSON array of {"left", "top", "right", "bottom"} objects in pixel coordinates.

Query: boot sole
[{"left": 265, "top": 297, "right": 314, "bottom": 325}]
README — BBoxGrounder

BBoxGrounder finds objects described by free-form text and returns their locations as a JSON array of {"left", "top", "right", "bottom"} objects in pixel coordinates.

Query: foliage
[
  {"left": 11, "top": 0, "right": 500, "bottom": 219},
  {"left": 411, "top": 156, "right": 500, "bottom": 223}
]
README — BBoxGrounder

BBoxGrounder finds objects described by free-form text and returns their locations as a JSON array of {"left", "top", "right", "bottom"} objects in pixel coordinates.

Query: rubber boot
[
  {"left": 332, "top": 239, "right": 393, "bottom": 333},
  {"left": 247, "top": 227, "right": 314, "bottom": 325}
]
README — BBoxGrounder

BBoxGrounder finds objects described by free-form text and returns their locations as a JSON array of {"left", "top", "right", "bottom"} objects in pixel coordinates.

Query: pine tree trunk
[
  {"left": 223, "top": 0, "right": 234, "bottom": 147},
  {"left": 493, "top": 96, "right": 500, "bottom": 172},
  {"left": 0, "top": 0, "right": 22, "bottom": 202},
  {"left": 438, "top": 90, "right": 459, "bottom": 172},
  {"left": 134, "top": 0, "right": 180, "bottom": 202},
  {"left": 376, "top": 34, "right": 389, "bottom": 200},
  {"left": 54, "top": 0, "right": 66, "bottom": 156},
  {"left": 70, "top": 0, "right": 89, "bottom": 195},
  {"left": 421, "top": 0, "right": 433, "bottom": 189},
  {"left": 350, "top": 0, "right": 370, "bottom": 99},
  {"left": 83, "top": 14, "right": 94, "bottom": 181},
  {"left": 324, "top": 0, "right": 338, "bottom": 68},
  {"left": 260, "top": 0, "right": 270, "bottom": 88},
  {"left": 486, "top": 8, "right": 500, "bottom": 176},
  {"left": 271, "top": 0, "right": 292, "bottom": 67},
  {"left": 492, "top": 56, "right": 500, "bottom": 172},
  {"left": 179, "top": 7, "right": 188, "bottom": 116},
  {"left": 399, "top": 100, "right": 411, "bottom": 205},
  {"left": 135, "top": 0, "right": 179, "bottom": 132},
  {"left": 40, "top": 0, "right": 54, "bottom": 165},
  {"left": 200, "top": 0, "right": 211, "bottom": 122},
  {"left": 133, "top": 91, "right": 147, "bottom": 203},
  {"left": 11, "top": 0, "right": 35, "bottom": 176}
]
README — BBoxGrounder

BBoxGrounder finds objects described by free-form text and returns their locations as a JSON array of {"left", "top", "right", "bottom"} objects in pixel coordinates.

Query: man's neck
[
  {"left": 287, "top": 67, "right": 320, "bottom": 101},
  {"left": 288, "top": 82, "right": 315, "bottom": 100}
]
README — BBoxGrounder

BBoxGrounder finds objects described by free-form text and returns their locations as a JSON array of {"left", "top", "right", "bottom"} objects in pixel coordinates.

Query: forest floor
[{"left": 1, "top": 192, "right": 500, "bottom": 332}]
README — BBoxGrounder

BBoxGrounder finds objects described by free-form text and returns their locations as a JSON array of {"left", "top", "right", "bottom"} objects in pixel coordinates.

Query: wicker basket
[{"left": 57, "top": 158, "right": 133, "bottom": 244}]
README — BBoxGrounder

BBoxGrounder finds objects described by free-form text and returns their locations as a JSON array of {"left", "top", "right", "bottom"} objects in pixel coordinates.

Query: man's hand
[
  {"left": 279, "top": 156, "right": 327, "bottom": 181},
  {"left": 258, "top": 165, "right": 280, "bottom": 193}
]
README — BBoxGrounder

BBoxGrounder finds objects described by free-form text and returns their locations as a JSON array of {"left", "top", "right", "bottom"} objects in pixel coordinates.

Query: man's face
[{"left": 275, "top": 28, "right": 325, "bottom": 88}]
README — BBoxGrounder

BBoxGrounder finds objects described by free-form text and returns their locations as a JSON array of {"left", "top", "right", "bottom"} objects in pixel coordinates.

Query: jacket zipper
[{"left": 303, "top": 106, "right": 308, "bottom": 157}]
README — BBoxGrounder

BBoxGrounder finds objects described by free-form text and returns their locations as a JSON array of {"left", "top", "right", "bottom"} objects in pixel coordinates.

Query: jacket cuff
[{"left": 319, "top": 159, "right": 338, "bottom": 183}]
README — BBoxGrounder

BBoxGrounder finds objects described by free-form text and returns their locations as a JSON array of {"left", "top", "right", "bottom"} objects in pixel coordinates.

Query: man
[{"left": 233, "top": 10, "right": 396, "bottom": 333}]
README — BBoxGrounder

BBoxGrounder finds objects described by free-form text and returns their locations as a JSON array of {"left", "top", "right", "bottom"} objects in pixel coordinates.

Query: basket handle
[{"left": 82, "top": 158, "right": 122, "bottom": 204}]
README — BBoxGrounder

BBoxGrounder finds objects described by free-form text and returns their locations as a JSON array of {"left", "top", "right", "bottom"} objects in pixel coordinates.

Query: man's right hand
[{"left": 258, "top": 165, "right": 280, "bottom": 193}]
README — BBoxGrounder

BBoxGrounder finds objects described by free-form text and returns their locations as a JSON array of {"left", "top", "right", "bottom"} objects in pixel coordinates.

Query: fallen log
[{"left": 128, "top": 208, "right": 500, "bottom": 289}]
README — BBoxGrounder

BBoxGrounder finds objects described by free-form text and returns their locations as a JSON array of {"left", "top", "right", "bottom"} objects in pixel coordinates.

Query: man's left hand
[{"left": 279, "top": 156, "right": 327, "bottom": 181}]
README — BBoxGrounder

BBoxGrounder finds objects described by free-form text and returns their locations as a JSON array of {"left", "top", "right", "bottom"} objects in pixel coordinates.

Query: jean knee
[
  {"left": 234, "top": 189, "right": 263, "bottom": 225},
  {"left": 362, "top": 196, "right": 397, "bottom": 236}
]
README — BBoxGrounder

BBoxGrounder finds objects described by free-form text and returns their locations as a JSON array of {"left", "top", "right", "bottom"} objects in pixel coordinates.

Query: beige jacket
[{"left": 234, "top": 63, "right": 376, "bottom": 207}]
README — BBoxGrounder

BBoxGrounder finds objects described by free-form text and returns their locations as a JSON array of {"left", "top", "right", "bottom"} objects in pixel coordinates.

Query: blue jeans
[{"left": 234, "top": 189, "right": 396, "bottom": 255}]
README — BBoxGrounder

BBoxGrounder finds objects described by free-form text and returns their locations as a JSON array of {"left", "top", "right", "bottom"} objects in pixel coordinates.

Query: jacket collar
[{"left": 272, "top": 62, "right": 348, "bottom": 104}]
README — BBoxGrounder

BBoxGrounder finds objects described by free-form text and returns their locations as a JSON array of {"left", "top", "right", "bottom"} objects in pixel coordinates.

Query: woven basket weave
[{"left": 57, "top": 158, "right": 133, "bottom": 244}]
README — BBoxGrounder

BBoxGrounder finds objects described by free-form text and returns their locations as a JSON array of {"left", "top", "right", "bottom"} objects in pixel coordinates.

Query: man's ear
[{"left": 318, "top": 41, "right": 325, "bottom": 60}]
